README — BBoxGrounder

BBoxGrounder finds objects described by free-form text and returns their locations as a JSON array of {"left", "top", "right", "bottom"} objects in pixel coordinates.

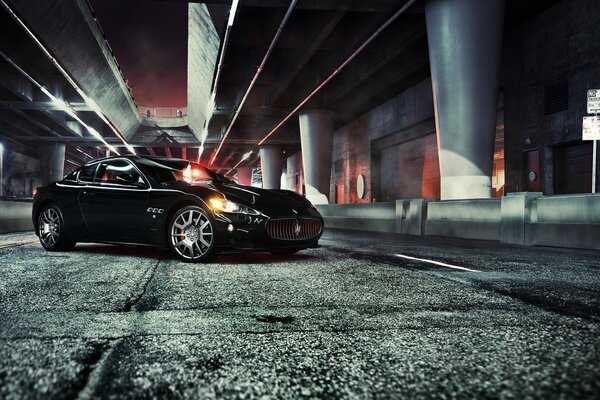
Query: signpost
[
  {"left": 584, "top": 90, "right": 600, "bottom": 193},
  {"left": 582, "top": 116, "right": 600, "bottom": 140},
  {"left": 587, "top": 89, "right": 600, "bottom": 114}
]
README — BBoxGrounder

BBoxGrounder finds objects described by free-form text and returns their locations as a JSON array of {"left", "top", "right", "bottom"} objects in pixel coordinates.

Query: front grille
[{"left": 266, "top": 218, "right": 322, "bottom": 241}]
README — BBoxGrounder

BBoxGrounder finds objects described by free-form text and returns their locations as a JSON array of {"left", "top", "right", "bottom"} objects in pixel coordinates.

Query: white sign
[
  {"left": 582, "top": 116, "right": 600, "bottom": 140},
  {"left": 587, "top": 89, "right": 600, "bottom": 114}
]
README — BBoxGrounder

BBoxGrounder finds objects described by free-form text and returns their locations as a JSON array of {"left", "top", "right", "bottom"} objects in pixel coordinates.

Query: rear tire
[
  {"left": 37, "top": 205, "right": 76, "bottom": 251},
  {"left": 168, "top": 206, "right": 215, "bottom": 263}
]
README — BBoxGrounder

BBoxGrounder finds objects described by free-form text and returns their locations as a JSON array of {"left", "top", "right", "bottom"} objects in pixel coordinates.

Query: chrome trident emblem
[{"left": 294, "top": 220, "right": 301, "bottom": 236}]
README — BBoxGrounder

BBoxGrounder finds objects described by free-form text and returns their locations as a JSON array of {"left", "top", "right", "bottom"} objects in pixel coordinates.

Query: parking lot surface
[{"left": 0, "top": 229, "right": 598, "bottom": 399}]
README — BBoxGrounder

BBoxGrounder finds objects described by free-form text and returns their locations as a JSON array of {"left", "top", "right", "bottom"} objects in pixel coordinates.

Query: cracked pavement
[{"left": 0, "top": 229, "right": 599, "bottom": 399}]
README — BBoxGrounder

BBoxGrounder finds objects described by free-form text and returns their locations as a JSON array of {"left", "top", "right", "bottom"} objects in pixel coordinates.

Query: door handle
[{"left": 82, "top": 190, "right": 95, "bottom": 196}]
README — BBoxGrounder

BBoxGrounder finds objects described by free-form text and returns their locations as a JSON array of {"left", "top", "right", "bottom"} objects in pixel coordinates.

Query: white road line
[{"left": 394, "top": 254, "right": 481, "bottom": 272}]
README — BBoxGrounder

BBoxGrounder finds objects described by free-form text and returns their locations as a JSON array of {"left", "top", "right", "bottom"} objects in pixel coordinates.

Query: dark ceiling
[
  {"left": 0, "top": 0, "right": 563, "bottom": 174},
  {"left": 199, "top": 0, "right": 562, "bottom": 170}
]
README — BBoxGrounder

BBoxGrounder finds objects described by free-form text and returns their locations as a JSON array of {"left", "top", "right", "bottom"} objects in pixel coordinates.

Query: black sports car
[{"left": 32, "top": 156, "right": 323, "bottom": 262}]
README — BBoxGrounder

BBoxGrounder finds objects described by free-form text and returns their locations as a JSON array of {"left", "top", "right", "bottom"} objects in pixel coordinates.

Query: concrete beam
[
  {"left": 181, "top": 0, "right": 403, "bottom": 13},
  {"left": 268, "top": 9, "right": 346, "bottom": 105},
  {"left": 325, "top": 24, "right": 426, "bottom": 106},
  {"left": 9, "top": 0, "right": 141, "bottom": 139},
  {"left": 0, "top": 101, "right": 92, "bottom": 112},
  {"left": 187, "top": 3, "right": 220, "bottom": 141}
]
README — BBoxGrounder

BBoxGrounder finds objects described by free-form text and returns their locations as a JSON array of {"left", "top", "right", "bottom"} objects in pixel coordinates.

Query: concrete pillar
[
  {"left": 298, "top": 110, "right": 333, "bottom": 204},
  {"left": 280, "top": 168, "right": 289, "bottom": 190},
  {"left": 425, "top": 0, "right": 505, "bottom": 200},
  {"left": 38, "top": 143, "right": 66, "bottom": 185},
  {"left": 236, "top": 167, "right": 253, "bottom": 186},
  {"left": 259, "top": 146, "right": 284, "bottom": 189}
]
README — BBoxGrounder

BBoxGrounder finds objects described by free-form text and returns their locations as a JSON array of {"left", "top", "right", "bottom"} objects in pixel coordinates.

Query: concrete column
[
  {"left": 236, "top": 167, "right": 253, "bottom": 186},
  {"left": 259, "top": 146, "right": 284, "bottom": 189},
  {"left": 38, "top": 143, "right": 66, "bottom": 185},
  {"left": 280, "top": 168, "right": 289, "bottom": 190},
  {"left": 298, "top": 110, "right": 333, "bottom": 204},
  {"left": 425, "top": 0, "right": 505, "bottom": 200}
]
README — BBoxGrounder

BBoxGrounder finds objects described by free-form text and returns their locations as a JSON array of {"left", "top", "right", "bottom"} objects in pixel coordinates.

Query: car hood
[{"left": 215, "top": 183, "right": 320, "bottom": 218}]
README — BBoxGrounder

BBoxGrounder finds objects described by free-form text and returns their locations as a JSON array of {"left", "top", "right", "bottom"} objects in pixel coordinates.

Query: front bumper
[{"left": 212, "top": 212, "right": 323, "bottom": 252}]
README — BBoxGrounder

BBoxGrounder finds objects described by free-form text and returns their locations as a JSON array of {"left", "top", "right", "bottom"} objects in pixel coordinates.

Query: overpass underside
[{"left": 0, "top": 0, "right": 599, "bottom": 398}]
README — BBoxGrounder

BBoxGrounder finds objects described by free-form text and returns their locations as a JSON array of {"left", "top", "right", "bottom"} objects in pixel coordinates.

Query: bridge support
[
  {"left": 298, "top": 110, "right": 333, "bottom": 204},
  {"left": 38, "top": 143, "right": 66, "bottom": 185},
  {"left": 259, "top": 146, "right": 284, "bottom": 190},
  {"left": 425, "top": 0, "right": 505, "bottom": 199}
]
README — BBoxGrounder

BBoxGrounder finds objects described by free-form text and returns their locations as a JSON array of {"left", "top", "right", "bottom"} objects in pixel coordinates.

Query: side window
[
  {"left": 97, "top": 160, "right": 147, "bottom": 188},
  {"left": 79, "top": 164, "right": 98, "bottom": 183},
  {"left": 63, "top": 169, "right": 79, "bottom": 182}
]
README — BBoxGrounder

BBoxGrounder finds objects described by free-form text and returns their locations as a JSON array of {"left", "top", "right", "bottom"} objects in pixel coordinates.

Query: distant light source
[
  {"left": 197, "top": 145, "right": 205, "bottom": 164},
  {"left": 227, "top": 0, "right": 239, "bottom": 27},
  {"left": 225, "top": 151, "right": 254, "bottom": 176},
  {"left": 76, "top": 147, "right": 94, "bottom": 160},
  {"left": 241, "top": 150, "right": 252, "bottom": 161}
]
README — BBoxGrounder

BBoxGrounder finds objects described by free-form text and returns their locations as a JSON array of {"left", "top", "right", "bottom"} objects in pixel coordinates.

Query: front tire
[
  {"left": 168, "top": 206, "right": 215, "bottom": 262},
  {"left": 37, "top": 205, "right": 76, "bottom": 251}
]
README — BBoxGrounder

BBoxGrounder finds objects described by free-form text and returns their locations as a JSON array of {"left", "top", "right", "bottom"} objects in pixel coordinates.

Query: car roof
[{"left": 82, "top": 155, "right": 188, "bottom": 167}]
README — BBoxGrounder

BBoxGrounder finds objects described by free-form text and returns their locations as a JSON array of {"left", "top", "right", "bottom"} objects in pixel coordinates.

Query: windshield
[{"left": 137, "top": 158, "right": 232, "bottom": 185}]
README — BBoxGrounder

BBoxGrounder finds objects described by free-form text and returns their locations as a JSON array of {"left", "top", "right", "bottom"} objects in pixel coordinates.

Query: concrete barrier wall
[
  {"left": 529, "top": 194, "right": 600, "bottom": 250},
  {"left": 317, "top": 203, "right": 396, "bottom": 232},
  {"left": 319, "top": 193, "right": 600, "bottom": 251},
  {"left": 0, "top": 201, "right": 33, "bottom": 233},
  {"left": 425, "top": 199, "right": 501, "bottom": 241},
  {"left": 1, "top": 195, "right": 599, "bottom": 251}
]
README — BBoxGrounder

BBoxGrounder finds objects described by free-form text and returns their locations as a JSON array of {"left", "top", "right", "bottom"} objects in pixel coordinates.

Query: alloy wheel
[
  {"left": 39, "top": 207, "right": 61, "bottom": 248},
  {"left": 170, "top": 208, "right": 213, "bottom": 260}
]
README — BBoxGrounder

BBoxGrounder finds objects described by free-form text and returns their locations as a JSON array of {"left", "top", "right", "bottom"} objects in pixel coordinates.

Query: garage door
[{"left": 554, "top": 142, "right": 593, "bottom": 194}]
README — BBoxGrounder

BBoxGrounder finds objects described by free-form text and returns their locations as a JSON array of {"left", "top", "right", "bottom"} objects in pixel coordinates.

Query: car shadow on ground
[
  {"left": 73, "top": 243, "right": 167, "bottom": 259},
  {"left": 216, "top": 252, "right": 319, "bottom": 264},
  {"left": 71, "top": 243, "right": 320, "bottom": 264}
]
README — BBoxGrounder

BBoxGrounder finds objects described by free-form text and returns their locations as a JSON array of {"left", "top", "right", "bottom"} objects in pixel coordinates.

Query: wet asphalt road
[{"left": 0, "top": 229, "right": 598, "bottom": 399}]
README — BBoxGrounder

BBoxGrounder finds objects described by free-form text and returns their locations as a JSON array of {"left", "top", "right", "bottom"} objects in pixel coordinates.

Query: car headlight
[{"left": 209, "top": 197, "right": 260, "bottom": 215}]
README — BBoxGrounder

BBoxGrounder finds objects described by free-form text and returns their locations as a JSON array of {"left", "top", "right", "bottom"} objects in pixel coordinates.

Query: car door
[{"left": 78, "top": 159, "right": 150, "bottom": 241}]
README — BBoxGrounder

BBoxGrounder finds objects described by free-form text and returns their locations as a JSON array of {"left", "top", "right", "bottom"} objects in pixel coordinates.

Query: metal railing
[{"left": 138, "top": 106, "right": 187, "bottom": 119}]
